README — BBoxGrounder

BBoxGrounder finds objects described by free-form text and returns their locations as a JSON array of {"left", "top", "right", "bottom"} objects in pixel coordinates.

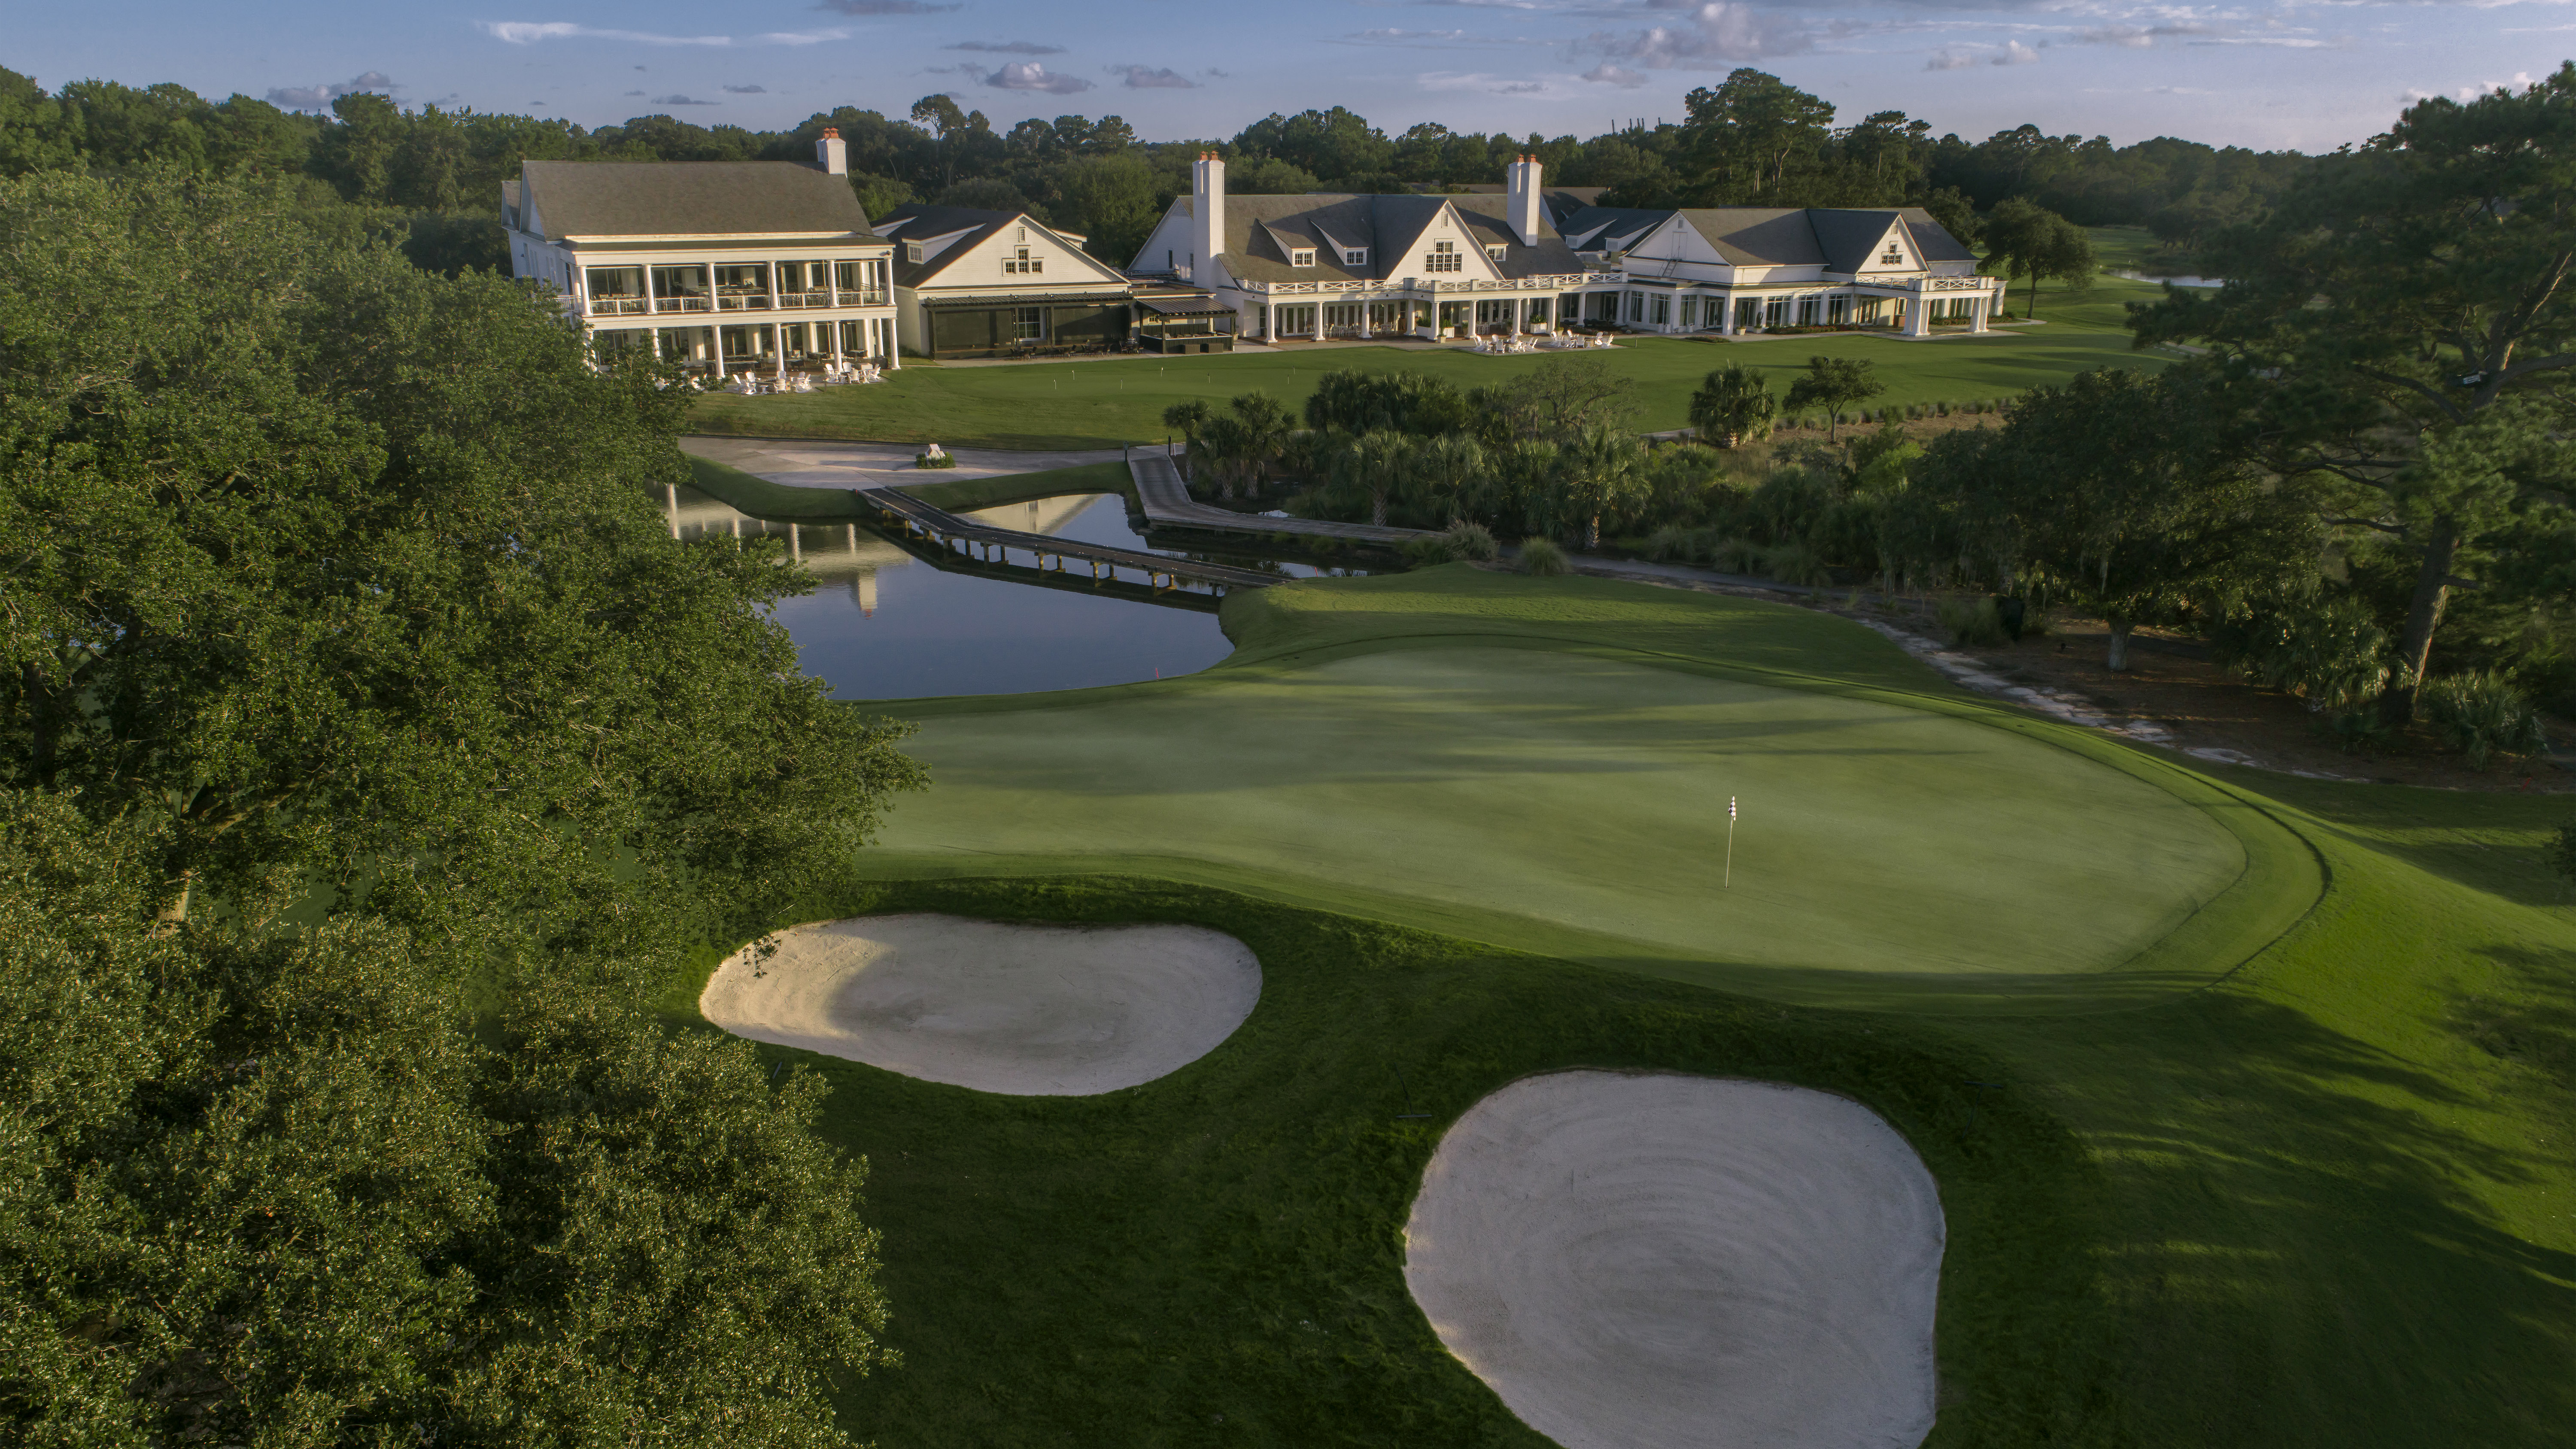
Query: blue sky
[{"left": 8, "top": 0, "right": 2564, "bottom": 152}]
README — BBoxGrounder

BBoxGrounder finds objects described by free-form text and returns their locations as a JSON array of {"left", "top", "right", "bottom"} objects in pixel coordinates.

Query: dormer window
[
  {"left": 1004, "top": 246, "right": 1043, "bottom": 275},
  {"left": 1290, "top": 249, "right": 1315, "bottom": 267},
  {"left": 1880, "top": 245, "right": 1903, "bottom": 265},
  {"left": 1344, "top": 248, "right": 1367, "bottom": 265},
  {"left": 906, "top": 241, "right": 924, "bottom": 264},
  {"left": 1486, "top": 244, "right": 1506, "bottom": 261},
  {"left": 1425, "top": 239, "right": 1460, "bottom": 273}
]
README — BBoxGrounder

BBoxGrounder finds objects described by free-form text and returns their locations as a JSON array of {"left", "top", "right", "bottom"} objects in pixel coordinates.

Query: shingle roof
[
  {"left": 516, "top": 161, "right": 877, "bottom": 239},
  {"left": 1180, "top": 192, "right": 1589, "bottom": 285},
  {"left": 875, "top": 204, "right": 1128, "bottom": 290},
  {"left": 1553, "top": 204, "right": 1979, "bottom": 270}
]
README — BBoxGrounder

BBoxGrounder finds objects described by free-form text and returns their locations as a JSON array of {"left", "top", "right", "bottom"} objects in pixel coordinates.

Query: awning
[{"left": 1138, "top": 294, "right": 1232, "bottom": 317}]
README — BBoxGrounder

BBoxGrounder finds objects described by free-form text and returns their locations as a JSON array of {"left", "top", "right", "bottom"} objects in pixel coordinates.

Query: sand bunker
[
  {"left": 1404, "top": 1072, "right": 1944, "bottom": 1449},
  {"left": 699, "top": 914, "right": 1261, "bottom": 1095}
]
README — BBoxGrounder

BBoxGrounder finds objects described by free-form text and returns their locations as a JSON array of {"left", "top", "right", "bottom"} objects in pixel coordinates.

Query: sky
[{"left": 7, "top": 0, "right": 2565, "bottom": 154}]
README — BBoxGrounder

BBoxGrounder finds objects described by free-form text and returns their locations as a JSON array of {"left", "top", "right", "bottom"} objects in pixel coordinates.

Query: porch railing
[
  {"left": 588, "top": 297, "right": 649, "bottom": 316},
  {"left": 654, "top": 297, "right": 714, "bottom": 313},
  {"left": 715, "top": 294, "right": 770, "bottom": 311}
]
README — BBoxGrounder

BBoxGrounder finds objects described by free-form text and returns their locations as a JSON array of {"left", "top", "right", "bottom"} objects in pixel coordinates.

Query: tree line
[{"left": 2, "top": 62, "right": 2312, "bottom": 279}]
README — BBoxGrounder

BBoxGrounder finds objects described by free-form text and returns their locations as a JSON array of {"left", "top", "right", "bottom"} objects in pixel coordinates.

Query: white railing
[
  {"left": 715, "top": 294, "right": 770, "bottom": 311},
  {"left": 654, "top": 297, "right": 714, "bottom": 313},
  {"left": 588, "top": 297, "right": 649, "bottom": 316}
]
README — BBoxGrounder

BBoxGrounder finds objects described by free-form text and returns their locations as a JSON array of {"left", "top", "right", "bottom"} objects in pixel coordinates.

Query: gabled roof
[
  {"left": 1553, "top": 204, "right": 1981, "bottom": 270},
  {"left": 513, "top": 161, "right": 877, "bottom": 240},
  {"left": 1895, "top": 208, "right": 1979, "bottom": 264},
  {"left": 875, "top": 204, "right": 1127, "bottom": 289},
  {"left": 1176, "top": 191, "right": 1587, "bottom": 285}
]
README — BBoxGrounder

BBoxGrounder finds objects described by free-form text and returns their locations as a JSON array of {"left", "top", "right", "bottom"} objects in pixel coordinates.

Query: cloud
[
  {"left": 2071, "top": 22, "right": 2216, "bottom": 49},
  {"left": 1114, "top": 65, "right": 1199, "bottom": 88},
  {"left": 1203, "top": 67, "right": 1231, "bottom": 78},
  {"left": 724, "top": 83, "right": 768, "bottom": 93},
  {"left": 1581, "top": 61, "right": 1649, "bottom": 86},
  {"left": 2404, "top": 70, "right": 2535, "bottom": 103},
  {"left": 814, "top": 0, "right": 960, "bottom": 13},
  {"left": 1923, "top": 49, "right": 1977, "bottom": 70},
  {"left": 624, "top": 89, "right": 647, "bottom": 96},
  {"left": 1421, "top": 70, "right": 1560, "bottom": 94},
  {"left": 947, "top": 39, "right": 1064, "bottom": 54},
  {"left": 477, "top": 21, "right": 849, "bottom": 46},
  {"left": 651, "top": 94, "right": 722, "bottom": 106},
  {"left": 264, "top": 71, "right": 395, "bottom": 110},
  {"left": 984, "top": 61, "right": 1094, "bottom": 94},
  {"left": 1993, "top": 40, "right": 2040, "bottom": 65},
  {"left": 1578, "top": 2, "right": 1810, "bottom": 70}
]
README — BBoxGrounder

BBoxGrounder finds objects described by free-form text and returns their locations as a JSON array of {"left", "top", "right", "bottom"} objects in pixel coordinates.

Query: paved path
[
  {"left": 1129, "top": 453, "right": 1432, "bottom": 546},
  {"left": 683, "top": 435, "right": 1128, "bottom": 490}
]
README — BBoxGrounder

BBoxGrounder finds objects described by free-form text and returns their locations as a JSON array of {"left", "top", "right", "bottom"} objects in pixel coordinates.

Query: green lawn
[
  {"left": 682, "top": 454, "right": 1132, "bottom": 521},
  {"left": 676, "top": 565, "right": 2575, "bottom": 1447},
  {"left": 684, "top": 274, "right": 2173, "bottom": 450}
]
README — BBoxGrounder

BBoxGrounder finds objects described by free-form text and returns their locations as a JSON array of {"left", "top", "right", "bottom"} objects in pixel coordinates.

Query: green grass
[
  {"left": 683, "top": 275, "right": 2175, "bottom": 449},
  {"left": 685, "top": 565, "right": 2574, "bottom": 1446},
  {"left": 683, "top": 454, "right": 1130, "bottom": 522}
]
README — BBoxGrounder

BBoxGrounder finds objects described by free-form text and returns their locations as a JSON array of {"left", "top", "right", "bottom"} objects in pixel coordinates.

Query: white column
[
  {"left": 772, "top": 324, "right": 785, "bottom": 379},
  {"left": 1718, "top": 294, "right": 1734, "bottom": 336},
  {"left": 1361, "top": 298, "right": 1372, "bottom": 340},
  {"left": 1904, "top": 289, "right": 1931, "bottom": 338},
  {"left": 1970, "top": 292, "right": 1991, "bottom": 334},
  {"left": 1511, "top": 296, "right": 1524, "bottom": 336}
]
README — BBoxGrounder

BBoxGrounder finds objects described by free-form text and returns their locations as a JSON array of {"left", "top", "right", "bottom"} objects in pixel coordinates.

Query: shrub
[
  {"left": 1645, "top": 525, "right": 1695, "bottom": 562},
  {"left": 1440, "top": 519, "right": 1499, "bottom": 561},
  {"left": 1710, "top": 536, "right": 1766, "bottom": 574},
  {"left": 1937, "top": 595, "right": 2009, "bottom": 647},
  {"left": 2219, "top": 592, "right": 2388, "bottom": 711},
  {"left": 1402, "top": 535, "right": 1459, "bottom": 567},
  {"left": 1762, "top": 542, "right": 1832, "bottom": 587},
  {"left": 2549, "top": 822, "right": 2576, "bottom": 886},
  {"left": 1519, "top": 537, "right": 1571, "bottom": 576},
  {"left": 914, "top": 451, "right": 957, "bottom": 469},
  {"left": 2421, "top": 671, "right": 2550, "bottom": 767}
]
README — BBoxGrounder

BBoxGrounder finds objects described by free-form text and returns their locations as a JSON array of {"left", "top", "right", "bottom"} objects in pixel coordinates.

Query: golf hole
[
  {"left": 700, "top": 914, "right": 1262, "bottom": 1095},
  {"left": 1404, "top": 1071, "right": 1945, "bottom": 1449}
]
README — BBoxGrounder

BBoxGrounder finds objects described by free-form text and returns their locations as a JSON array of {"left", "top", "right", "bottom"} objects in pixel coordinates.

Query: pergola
[{"left": 1136, "top": 293, "right": 1236, "bottom": 354}]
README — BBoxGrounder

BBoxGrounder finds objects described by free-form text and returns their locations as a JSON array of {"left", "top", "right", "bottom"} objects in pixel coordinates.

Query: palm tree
[
  {"left": 1496, "top": 439, "right": 1563, "bottom": 542},
  {"left": 1689, "top": 363, "right": 1776, "bottom": 448},
  {"left": 1413, "top": 433, "right": 1487, "bottom": 525},
  {"left": 1161, "top": 399, "right": 1210, "bottom": 484},
  {"left": 1552, "top": 425, "right": 1644, "bottom": 550},
  {"left": 1194, "top": 415, "right": 1251, "bottom": 500},
  {"left": 1329, "top": 430, "right": 1418, "bottom": 527},
  {"left": 1227, "top": 390, "right": 1292, "bottom": 500}
]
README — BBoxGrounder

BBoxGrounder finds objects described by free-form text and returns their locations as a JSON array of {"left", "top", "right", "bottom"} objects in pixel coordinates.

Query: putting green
[{"left": 870, "top": 646, "right": 2261, "bottom": 1005}]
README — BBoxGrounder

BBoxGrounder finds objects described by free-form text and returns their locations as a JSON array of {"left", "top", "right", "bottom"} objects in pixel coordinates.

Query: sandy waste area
[
  {"left": 699, "top": 914, "right": 1261, "bottom": 1095},
  {"left": 1405, "top": 1071, "right": 1945, "bottom": 1449}
]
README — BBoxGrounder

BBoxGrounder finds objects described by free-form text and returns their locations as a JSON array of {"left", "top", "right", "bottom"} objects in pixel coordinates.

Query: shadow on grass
[{"left": 2005, "top": 986, "right": 2576, "bottom": 1446}]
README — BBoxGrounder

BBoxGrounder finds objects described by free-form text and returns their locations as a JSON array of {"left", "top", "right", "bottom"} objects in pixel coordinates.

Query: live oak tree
[
  {"left": 1981, "top": 197, "right": 2096, "bottom": 319},
  {"left": 1, "top": 168, "right": 920, "bottom": 1440},
  {"left": 1784, "top": 356, "right": 1884, "bottom": 438},
  {"left": 2135, "top": 66, "right": 2576, "bottom": 721}
]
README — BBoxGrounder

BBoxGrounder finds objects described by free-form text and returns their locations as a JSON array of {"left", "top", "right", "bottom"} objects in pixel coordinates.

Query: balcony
[
  {"left": 587, "top": 296, "right": 649, "bottom": 317},
  {"left": 777, "top": 290, "right": 832, "bottom": 310},
  {"left": 654, "top": 296, "right": 714, "bottom": 314},
  {"left": 715, "top": 293, "right": 771, "bottom": 311}
]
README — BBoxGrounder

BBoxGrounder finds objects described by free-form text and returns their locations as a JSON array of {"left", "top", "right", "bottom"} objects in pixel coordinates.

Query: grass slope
[
  {"left": 677, "top": 565, "right": 2573, "bottom": 1447},
  {"left": 683, "top": 454, "right": 1130, "bottom": 522},
  {"left": 684, "top": 275, "right": 2172, "bottom": 450}
]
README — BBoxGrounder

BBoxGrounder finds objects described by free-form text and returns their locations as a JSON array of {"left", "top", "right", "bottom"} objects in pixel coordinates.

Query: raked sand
[
  {"left": 1404, "top": 1071, "right": 1944, "bottom": 1449},
  {"left": 699, "top": 914, "right": 1261, "bottom": 1095}
]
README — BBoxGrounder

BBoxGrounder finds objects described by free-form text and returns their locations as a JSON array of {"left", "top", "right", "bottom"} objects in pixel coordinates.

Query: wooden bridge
[
  {"left": 1127, "top": 453, "right": 1433, "bottom": 546},
  {"left": 855, "top": 486, "right": 1284, "bottom": 595}
]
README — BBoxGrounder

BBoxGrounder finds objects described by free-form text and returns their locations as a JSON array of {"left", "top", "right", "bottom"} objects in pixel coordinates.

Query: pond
[{"left": 667, "top": 486, "right": 1369, "bottom": 700}]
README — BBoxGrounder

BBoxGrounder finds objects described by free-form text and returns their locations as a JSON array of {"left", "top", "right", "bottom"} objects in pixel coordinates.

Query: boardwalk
[
  {"left": 1128, "top": 453, "right": 1432, "bottom": 545},
  {"left": 856, "top": 486, "right": 1283, "bottom": 595}
]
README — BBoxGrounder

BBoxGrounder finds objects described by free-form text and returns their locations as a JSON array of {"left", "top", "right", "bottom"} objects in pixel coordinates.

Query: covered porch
[{"left": 1134, "top": 292, "right": 1236, "bottom": 354}]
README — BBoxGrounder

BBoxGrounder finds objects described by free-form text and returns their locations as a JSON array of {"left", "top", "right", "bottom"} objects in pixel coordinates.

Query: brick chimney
[
  {"left": 1506, "top": 154, "right": 1542, "bottom": 246},
  {"left": 816, "top": 127, "right": 847, "bottom": 176},
  {"left": 1191, "top": 151, "right": 1225, "bottom": 283}
]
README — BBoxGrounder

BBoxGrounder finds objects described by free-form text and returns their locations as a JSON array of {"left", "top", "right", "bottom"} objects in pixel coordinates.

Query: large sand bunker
[
  {"left": 1404, "top": 1072, "right": 1944, "bottom": 1449},
  {"left": 699, "top": 914, "right": 1261, "bottom": 1095}
]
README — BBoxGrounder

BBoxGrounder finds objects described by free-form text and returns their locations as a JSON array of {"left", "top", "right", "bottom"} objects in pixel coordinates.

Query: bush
[
  {"left": 1519, "top": 537, "right": 1571, "bottom": 576},
  {"left": 1762, "top": 542, "right": 1832, "bottom": 587},
  {"left": 2549, "top": 821, "right": 2576, "bottom": 886},
  {"left": 2420, "top": 671, "right": 2550, "bottom": 767},
  {"left": 1440, "top": 519, "right": 1499, "bottom": 562},
  {"left": 1710, "top": 536, "right": 1766, "bottom": 574},
  {"left": 1401, "top": 535, "right": 1459, "bottom": 567},
  {"left": 2218, "top": 591, "right": 2388, "bottom": 711},
  {"left": 1938, "top": 595, "right": 2009, "bottom": 647},
  {"left": 1645, "top": 525, "right": 1696, "bottom": 562},
  {"left": 914, "top": 452, "right": 957, "bottom": 469}
]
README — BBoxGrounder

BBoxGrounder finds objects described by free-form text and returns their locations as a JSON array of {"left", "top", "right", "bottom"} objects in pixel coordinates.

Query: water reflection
[{"left": 663, "top": 485, "right": 1364, "bottom": 701}]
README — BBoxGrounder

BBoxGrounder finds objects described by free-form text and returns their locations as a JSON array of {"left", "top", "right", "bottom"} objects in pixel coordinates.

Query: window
[
  {"left": 1880, "top": 245, "right": 1903, "bottom": 265},
  {"left": 1526, "top": 298, "right": 1550, "bottom": 325},
  {"left": 1425, "top": 240, "right": 1460, "bottom": 273},
  {"left": 1343, "top": 248, "right": 1368, "bottom": 265},
  {"left": 1004, "top": 247, "right": 1043, "bottom": 275},
  {"left": 906, "top": 241, "right": 924, "bottom": 264},
  {"left": 1013, "top": 307, "right": 1045, "bottom": 342},
  {"left": 1290, "top": 249, "right": 1315, "bottom": 267},
  {"left": 1651, "top": 295, "right": 1670, "bottom": 325},
  {"left": 1625, "top": 291, "right": 1644, "bottom": 323},
  {"left": 1486, "top": 244, "right": 1507, "bottom": 261}
]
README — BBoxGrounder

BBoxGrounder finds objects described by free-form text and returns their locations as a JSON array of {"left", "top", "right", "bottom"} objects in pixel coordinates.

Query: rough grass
[
  {"left": 680, "top": 563, "right": 2574, "bottom": 1447},
  {"left": 682, "top": 274, "right": 2174, "bottom": 450}
]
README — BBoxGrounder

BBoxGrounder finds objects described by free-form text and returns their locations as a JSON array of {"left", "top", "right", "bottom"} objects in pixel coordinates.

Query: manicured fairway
[
  {"left": 673, "top": 564, "right": 2574, "bottom": 1448},
  {"left": 685, "top": 274, "right": 2170, "bottom": 449}
]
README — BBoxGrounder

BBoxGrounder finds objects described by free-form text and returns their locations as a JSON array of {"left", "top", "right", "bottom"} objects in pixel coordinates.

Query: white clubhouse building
[
  {"left": 1130, "top": 155, "right": 2002, "bottom": 341},
  {"left": 501, "top": 130, "right": 899, "bottom": 376}
]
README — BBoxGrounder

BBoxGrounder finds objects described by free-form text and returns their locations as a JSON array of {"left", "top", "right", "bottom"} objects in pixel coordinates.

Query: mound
[
  {"left": 699, "top": 914, "right": 1261, "bottom": 1095},
  {"left": 1404, "top": 1071, "right": 1944, "bottom": 1449}
]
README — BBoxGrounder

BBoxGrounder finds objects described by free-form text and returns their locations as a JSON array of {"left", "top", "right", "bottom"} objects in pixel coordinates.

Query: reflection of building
[
  {"left": 874, "top": 205, "right": 1139, "bottom": 360},
  {"left": 501, "top": 131, "right": 900, "bottom": 376},
  {"left": 1127, "top": 156, "right": 2000, "bottom": 340}
]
